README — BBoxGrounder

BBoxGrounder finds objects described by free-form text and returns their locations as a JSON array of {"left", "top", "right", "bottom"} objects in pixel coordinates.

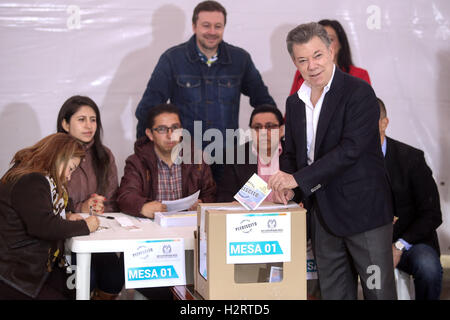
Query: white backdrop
[{"left": 1, "top": 0, "right": 449, "bottom": 253}]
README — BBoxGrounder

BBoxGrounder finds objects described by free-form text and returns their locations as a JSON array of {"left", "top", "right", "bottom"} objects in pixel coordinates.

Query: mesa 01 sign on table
[
  {"left": 226, "top": 212, "right": 291, "bottom": 264},
  {"left": 124, "top": 239, "right": 186, "bottom": 289}
]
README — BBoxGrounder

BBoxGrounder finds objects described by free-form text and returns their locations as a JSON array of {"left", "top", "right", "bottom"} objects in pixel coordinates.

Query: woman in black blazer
[{"left": 0, "top": 133, "right": 99, "bottom": 299}]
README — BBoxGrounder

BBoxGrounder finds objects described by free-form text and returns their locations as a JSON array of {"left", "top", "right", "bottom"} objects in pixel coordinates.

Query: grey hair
[{"left": 286, "top": 22, "right": 331, "bottom": 58}]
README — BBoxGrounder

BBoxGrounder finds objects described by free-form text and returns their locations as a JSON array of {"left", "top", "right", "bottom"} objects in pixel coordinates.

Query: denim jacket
[{"left": 135, "top": 35, "right": 275, "bottom": 138}]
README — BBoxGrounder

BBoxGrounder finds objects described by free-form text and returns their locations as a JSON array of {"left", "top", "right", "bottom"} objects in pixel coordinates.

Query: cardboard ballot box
[{"left": 194, "top": 202, "right": 306, "bottom": 300}]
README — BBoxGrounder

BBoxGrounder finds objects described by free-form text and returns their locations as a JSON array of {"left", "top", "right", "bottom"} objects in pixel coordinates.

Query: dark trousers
[
  {"left": 71, "top": 252, "right": 124, "bottom": 294},
  {"left": 0, "top": 266, "right": 74, "bottom": 300},
  {"left": 397, "top": 243, "right": 443, "bottom": 300},
  {"left": 136, "top": 287, "right": 174, "bottom": 300},
  {"left": 311, "top": 207, "right": 397, "bottom": 300}
]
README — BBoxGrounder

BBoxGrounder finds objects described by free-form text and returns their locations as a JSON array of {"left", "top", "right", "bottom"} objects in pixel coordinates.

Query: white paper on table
[
  {"left": 116, "top": 216, "right": 141, "bottom": 231},
  {"left": 78, "top": 213, "right": 115, "bottom": 231},
  {"left": 136, "top": 217, "right": 152, "bottom": 223},
  {"left": 162, "top": 190, "right": 200, "bottom": 213}
]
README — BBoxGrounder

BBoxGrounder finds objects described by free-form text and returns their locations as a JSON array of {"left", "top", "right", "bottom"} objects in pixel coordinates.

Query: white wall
[{"left": 0, "top": 0, "right": 449, "bottom": 253}]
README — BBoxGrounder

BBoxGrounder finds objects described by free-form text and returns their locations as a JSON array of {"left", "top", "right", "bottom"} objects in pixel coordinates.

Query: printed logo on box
[
  {"left": 235, "top": 219, "right": 257, "bottom": 234},
  {"left": 157, "top": 243, "right": 178, "bottom": 259},
  {"left": 133, "top": 245, "right": 153, "bottom": 259},
  {"left": 261, "top": 216, "right": 285, "bottom": 233}
]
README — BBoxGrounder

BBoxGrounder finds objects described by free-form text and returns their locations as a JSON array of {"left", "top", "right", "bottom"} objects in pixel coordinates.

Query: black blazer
[
  {"left": 283, "top": 67, "right": 394, "bottom": 237},
  {"left": 217, "top": 140, "right": 291, "bottom": 202},
  {"left": 216, "top": 141, "right": 258, "bottom": 202},
  {"left": 385, "top": 137, "right": 442, "bottom": 255},
  {"left": 0, "top": 173, "right": 89, "bottom": 298}
]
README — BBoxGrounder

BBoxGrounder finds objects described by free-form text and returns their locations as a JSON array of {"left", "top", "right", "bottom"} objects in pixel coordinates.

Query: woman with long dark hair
[
  {"left": 57, "top": 95, "right": 124, "bottom": 299},
  {"left": 289, "top": 19, "right": 371, "bottom": 95},
  {"left": 0, "top": 133, "right": 99, "bottom": 299},
  {"left": 57, "top": 95, "right": 118, "bottom": 214}
]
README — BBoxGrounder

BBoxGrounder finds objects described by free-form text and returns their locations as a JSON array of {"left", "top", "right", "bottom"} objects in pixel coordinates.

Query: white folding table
[{"left": 67, "top": 212, "right": 196, "bottom": 300}]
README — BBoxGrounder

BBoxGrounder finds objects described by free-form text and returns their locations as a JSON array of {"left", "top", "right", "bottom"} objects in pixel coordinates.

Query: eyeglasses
[
  {"left": 250, "top": 123, "right": 280, "bottom": 131},
  {"left": 152, "top": 125, "right": 182, "bottom": 134}
]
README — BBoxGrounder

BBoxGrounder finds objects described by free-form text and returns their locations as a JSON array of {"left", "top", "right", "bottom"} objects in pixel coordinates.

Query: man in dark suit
[
  {"left": 378, "top": 97, "right": 443, "bottom": 300},
  {"left": 217, "top": 105, "right": 321, "bottom": 300},
  {"left": 269, "top": 22, "right": 396, "bottom": 299},
  {"left": 217, "top": 105, "right": 285, "bottom": 202}
]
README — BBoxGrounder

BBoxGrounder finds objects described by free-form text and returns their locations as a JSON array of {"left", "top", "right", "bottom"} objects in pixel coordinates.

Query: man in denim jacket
[{"left": 135, "top": 1, "right": 276, "bottom": 141}]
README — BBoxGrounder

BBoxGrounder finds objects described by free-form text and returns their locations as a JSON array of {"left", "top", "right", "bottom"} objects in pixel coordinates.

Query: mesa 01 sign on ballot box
[{"left": 194, "top": 202, "right": 306, "bottom": 300}]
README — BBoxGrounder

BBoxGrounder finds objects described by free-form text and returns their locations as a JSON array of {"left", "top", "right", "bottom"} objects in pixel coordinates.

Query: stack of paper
[
  {"left": 154, "top": 211, "right": 197, "bottom": 227},
  {"left": 154, "top": 190, "right": 200, "bottom": 227}
]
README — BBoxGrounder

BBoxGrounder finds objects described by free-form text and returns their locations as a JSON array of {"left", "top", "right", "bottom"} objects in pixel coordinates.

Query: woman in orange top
[{"left": 289, "top": 19, "right": 371, "bottom": 95}]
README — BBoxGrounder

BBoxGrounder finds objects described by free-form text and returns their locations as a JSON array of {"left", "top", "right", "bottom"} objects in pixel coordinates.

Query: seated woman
[
  {"left": 289, "top": 19, "right": 371, "bottom": 95},
  {"left": 0, "top": 133, "right": 99, "bottom": 299},
  {"left": 57, "top": 95, "right": 124, "bottom": 299}
]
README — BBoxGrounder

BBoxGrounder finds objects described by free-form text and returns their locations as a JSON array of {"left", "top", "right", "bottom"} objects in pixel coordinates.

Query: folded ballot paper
[
  {"left": 162, "top": 190, "right": 200, "bottom": 213},
  {"left": 234, "top": 173, "right": 272, "bottom": 210}
]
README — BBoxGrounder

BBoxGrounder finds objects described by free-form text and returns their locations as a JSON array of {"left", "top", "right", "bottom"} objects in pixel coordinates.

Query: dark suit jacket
[
  {"left": 283, "top": 67, "right": 394, "bottom": 237},
  {"left": 216, "top": 141, "right": 257, "bottom": 202},
  {"left": 217, "top": 140, "right": 290, "bottom": 203},
  {"left": 385, "top": 137, "right": 442, "bottom": 255}
]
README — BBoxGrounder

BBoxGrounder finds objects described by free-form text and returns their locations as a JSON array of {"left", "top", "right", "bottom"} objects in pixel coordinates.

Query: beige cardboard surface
[{"left": 195, "top": 204, "right": 306, "bottom": 300}]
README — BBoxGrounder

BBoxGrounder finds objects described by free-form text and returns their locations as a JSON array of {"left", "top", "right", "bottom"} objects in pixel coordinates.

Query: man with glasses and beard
[
  {"left": 117, "top": 103, "right": 216, "bottom": 219},
  {"left": 117, "top": 103, "right": 216, "bottom": 300}
]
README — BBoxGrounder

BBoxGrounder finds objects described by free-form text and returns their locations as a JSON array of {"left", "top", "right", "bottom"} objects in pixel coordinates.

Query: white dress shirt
[{"left": 297, "top": 65, "right": 336, "bottom": 165}]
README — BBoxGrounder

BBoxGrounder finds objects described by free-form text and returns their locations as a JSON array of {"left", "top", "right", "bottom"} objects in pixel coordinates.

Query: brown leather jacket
[
  {"left": 66, "top": 141, "right": 119, "bottom": 213},
  {"left": 0, "top": 173, "right": 89, "bottom": 298},
  {"left": 117, "top": 137, "right": 216, "bottom": 217}
]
